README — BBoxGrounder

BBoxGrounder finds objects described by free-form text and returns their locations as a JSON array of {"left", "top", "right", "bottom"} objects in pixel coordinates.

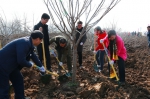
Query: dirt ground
[{"left": 10, "top": 35, "right": 150, "bottom": 99}]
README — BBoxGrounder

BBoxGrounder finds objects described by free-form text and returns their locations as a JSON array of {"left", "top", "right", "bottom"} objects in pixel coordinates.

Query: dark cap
[
  {"left": 59, "top": 38, "right": 67, "bottom": 44},
  {"left": 31, "top": 30, "right": 43, "bottom": 39},
  {"left": 108, "top": 30, "right": 116, "bottom": 38},
  {"left": 77, "top": 21, "right": 83, "bottom": 24},
  {"left": 95, "top": 26, "right": 102, "bottom": 31},
  {"left": 41, "top": 13, "right": 50, "bottom": 19}
]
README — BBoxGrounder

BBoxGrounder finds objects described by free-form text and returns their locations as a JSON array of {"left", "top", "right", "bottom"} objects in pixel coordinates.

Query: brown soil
[{"left": 10, "top": 35, "right": 150, "bottom": 99}]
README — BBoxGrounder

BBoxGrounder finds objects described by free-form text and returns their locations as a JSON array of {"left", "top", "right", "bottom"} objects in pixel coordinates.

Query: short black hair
[
  {"left": 41, "top": 13, "right": 50, "bottom": 19},
  {"left": 77, "top": 21, "right": 83, "bottom": 24},
  {"left": 147, "top": 26, "right": 150, "bottom": 28},
  {"left": 31, "top": 30, "right": 43, "bottom": 39},
  {"left": 108, "top": 30, "right": 116, "bottom": 38},
  {"left": 95, "top": 26, "right": 102, "bottom": 32},
  {"left": 59, "top": 38, "right": 66, "bottom": 44}
]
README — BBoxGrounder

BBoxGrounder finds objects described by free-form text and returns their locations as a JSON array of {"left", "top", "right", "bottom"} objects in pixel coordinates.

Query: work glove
[
  {"left": 80, "top": 42, "right": 83, "bottom": 45},
  {"left": 100, "top": 39, "right": 104, "bottom": 43},
  {"left": 93, "top": 50, "right": 97, "bottom": 54},
  {"left": 39, "top": 27, "right": 43, "bottom": 32},
  {"left": 109, "top": 60, "right": 114, "bottom": 65},
  {"left": 29, "top": 61, "right": 34, "bottom": 67},
  {"left": 59, "top": 62, "right": 63, "bottom": 66},
  {"left": 50, "top": 49, "right": 55, "bottom": 54},
  {"left": 71, "top": 36, "right": 74, "bottom": 40},
  {"left": 38, "top": 66, "right": 46, "bottom": 72}
]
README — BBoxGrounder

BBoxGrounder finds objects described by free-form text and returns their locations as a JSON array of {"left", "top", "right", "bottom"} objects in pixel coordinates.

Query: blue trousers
[
  {"left": 0, "top": 69, "right": 24, "bottom": 99},
  {"left": 96, "top": 50, "right": 105, "bottom": 70},
  {"left": 108, "top": 56, "right": 125, "bottom": 82}
]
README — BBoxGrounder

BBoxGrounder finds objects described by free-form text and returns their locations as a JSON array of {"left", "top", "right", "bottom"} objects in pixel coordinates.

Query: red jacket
[
  {"left": 95, "top": 31, "right": 107, "bottom": 51},
  {"left": 105, "top": 35, "right": 127, "bottom": 60}
]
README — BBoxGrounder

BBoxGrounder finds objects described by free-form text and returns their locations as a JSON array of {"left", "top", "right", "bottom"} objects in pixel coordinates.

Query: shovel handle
[
  {"left": 33, "top": 65, "right": 59, "bottom": 77},
  {"left": 102, "top": 43, "right": 119, "bottom": 81}
]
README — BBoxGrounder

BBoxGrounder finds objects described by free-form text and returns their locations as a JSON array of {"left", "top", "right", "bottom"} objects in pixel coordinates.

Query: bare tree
[
  {"left": 0, "top": 13, "right": 31, "bottom": 46},
  {"left": 43, "top": 0, "right": 121, "bottom": 82}
]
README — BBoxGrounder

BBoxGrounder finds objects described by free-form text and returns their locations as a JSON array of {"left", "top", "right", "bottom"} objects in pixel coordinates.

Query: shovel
[
  {"left": 101, "top": 42, "right": 121, "bottom": 89},
  {"left": 101, "top": 42, "right": 119, "bottom": 81},
  {"left": 93, "top": 33, "right": 99, "bottom": 72},
  {"left": 50, "top": 49, "right": 71, "bottom": 77},
  {"left": 33, "top": 65, "right": 69, "bottom": 82}
]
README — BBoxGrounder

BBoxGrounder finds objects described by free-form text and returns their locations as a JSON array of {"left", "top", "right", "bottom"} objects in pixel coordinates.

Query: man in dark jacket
[
  {"left": 49, "top": 35, "right": 72, "bottom": 73},
  {"left": 147, "top": 26, "right": 150, "bottom": 47},
  {"left": 0, "top": 30, "right": 45, "bottom": 99},
  {"left": 76, "top": 21, "right": 87, "bottom": 68},
  {"left": 34, "top": 13, "right": 51, "bottom": 71}
]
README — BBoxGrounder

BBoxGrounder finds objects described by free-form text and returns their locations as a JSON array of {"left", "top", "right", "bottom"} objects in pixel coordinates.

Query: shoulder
[{"left": 16, "top": 37, "right": 31, "bottom": 47}]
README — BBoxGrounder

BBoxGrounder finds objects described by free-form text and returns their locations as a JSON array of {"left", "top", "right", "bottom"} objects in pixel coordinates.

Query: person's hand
[
  {"left": 38, "top": 66, "right": 46, "bottom": 72},
  {"left": 71, "top": 36, "right": 73, "bottom": 40},
  {"left": 50, "top": 49, "right": 55, "bottom": 54},
  {"left": 109, "top": 60, "right": 114, "bottom": 65},
  {"left": 29, "top": 61, "right": 34, "bottom": 67},
  {"left": 39, "top": 27, "right": 43, "bottom": 32},
  {"left": 100, "top": 39, "right": 104, "bottom": 43},
  {"left": 80, "top": 42, "right": 83, "bottom": 45},
  {"left": 59, "top": 62, "right": 63, "bottom": 66},
  {"left": 93, "top": 50, "right": 97, "bottom": 54}
]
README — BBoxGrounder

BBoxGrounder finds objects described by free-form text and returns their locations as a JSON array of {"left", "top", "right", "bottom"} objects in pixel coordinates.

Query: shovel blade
[
  {"left": 65, "top": 72, "right": 71, "bottom": 77},
  {"left": 40, "top": 74, "right": 51, "bottom": 84},
  {"left": 93, "top": 62, "right": 98, "bottom": 72},
  {"left": 58, "top": 74, "right": 69, "bottom": 82}
]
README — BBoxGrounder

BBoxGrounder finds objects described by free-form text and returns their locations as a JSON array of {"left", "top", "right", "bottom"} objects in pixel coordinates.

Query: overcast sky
[{"left": 0, "top": 0, "right": 150, "bottom": 32}]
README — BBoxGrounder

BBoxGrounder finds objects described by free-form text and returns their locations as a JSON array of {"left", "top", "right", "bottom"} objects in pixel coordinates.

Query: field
[{"left": 10, "top": 34, "right": 150, "bottom": 99}]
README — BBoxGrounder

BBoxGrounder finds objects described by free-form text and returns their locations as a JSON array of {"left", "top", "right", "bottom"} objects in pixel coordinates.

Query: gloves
[
  {"left": 109, "top": 60, "right": 114, "bottom": 65},
  {"left": 80, "top": 42, "right": 83, "bottom": 45},
  {"left": 38, "top": 66, "right": 46, "bottom": 72},
  {"left": 29, "top": 61, "right": 34, "bottom": 67},
  {"left": 39, "top": 27, "right": 43, "bottom": 32},
  {"left": 100, "top": 39, "right": 104, "bottom": 43},
  {"left": 93, "top": 50, "right": 97, "bottom": 54},
  {"left": 59, "top": 62, "right": 63, "bottom": 66},
  {"left": 71, "top": 36, "right": 74, "bottom": 40},
  {"left": 50, "top": 49, "right": 55, "bottom": 54}
]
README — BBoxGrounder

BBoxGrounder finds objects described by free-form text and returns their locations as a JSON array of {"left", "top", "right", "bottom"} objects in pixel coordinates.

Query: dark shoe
[
  {"left": 79, "top": 64, "right": 83, "bottom": 69},
  {"left": 24, "top": 97, "right": 31, "bottom": 99},
  {"left": 119, "top": 82, "right": 126, "bottom": 86}
]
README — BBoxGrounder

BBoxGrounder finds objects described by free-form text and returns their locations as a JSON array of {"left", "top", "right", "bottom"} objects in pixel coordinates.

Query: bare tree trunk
[{"left": 72, "top": 44, "right": 77, "bottom": 82}]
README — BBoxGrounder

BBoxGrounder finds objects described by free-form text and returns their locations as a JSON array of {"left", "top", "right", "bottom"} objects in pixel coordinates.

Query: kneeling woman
[{"left": 101, "top": 30, "right": 127, "bottom": 83}]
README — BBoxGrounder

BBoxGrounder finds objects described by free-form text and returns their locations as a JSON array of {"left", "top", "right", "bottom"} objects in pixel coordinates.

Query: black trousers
[
  {"left": 0, "top": 69, "right": 24, "bottom": 99},
  {"left": 108, "top": 56, "right": 125, "bottom": 82},
  {"left": 96, "top": 50, "right": 105, "bottom": 70},
  {"left": 37, "top": 44, "right": 51, "bottom": 70},
  {"left": 77, "top": 52, "right": 82, "bottom": 65}
]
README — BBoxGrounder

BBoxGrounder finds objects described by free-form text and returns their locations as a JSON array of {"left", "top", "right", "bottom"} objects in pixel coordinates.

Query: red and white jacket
[{"left": 95, "top": 31, "right": 108, "bottom": 51}]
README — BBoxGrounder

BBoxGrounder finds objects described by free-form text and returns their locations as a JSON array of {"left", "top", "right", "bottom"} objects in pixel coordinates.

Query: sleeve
[
  {"left": 81, "top": 31, "right": 87, "bottom": 43},
  {"left": 33, "top": 25, "right": 38, "bottom": 30},
  {"left": 116, "top": 37, "right": 123, "bottom": 55},
  {"left": 61, "top": 43, "right": 72, "bottom": 62},
  {"left": 16, "top": 42, "right": 32, "bottom": 67},
  {"left": 49, "top": 37, "right": 56, "bottom": 45},
  {"left": 31, "top": 52, "right": 43, "bottom": 67}
]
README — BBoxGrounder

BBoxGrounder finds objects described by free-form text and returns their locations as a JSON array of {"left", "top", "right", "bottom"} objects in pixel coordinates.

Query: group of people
[
  {"left": 94, "top": 26, "right": 127, "bottom": 83},
  {"left": 0, "top": 13, "right": 127, "bottom": 99},
  {"left": 0, "top": 13, "right": 87, "bottom": 99}
]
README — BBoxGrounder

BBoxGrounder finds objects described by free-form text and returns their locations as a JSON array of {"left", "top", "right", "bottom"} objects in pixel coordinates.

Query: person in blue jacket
[{"left": 0, "top": 30, "right": 46, "bottom": 99}]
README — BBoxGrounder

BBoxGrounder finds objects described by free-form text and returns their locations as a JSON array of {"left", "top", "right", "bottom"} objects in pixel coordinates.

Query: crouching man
[
  {"left": 49, "top": 36, "right": 72, "bottom": 74},
  {"left": 0, "top": 30, "right": 46, "bottom": 99}
]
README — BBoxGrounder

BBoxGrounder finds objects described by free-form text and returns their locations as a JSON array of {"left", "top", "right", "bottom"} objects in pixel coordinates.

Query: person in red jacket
[
  {"left": 94, "top": 26, "right": 107, "bottom": 72},
  {"left": 100, "top": 30, "right": 127, "bottom": 83}
]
